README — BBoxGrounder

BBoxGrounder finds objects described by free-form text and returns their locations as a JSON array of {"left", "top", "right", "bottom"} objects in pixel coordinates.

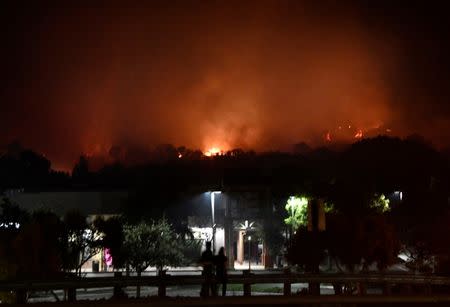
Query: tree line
[
  {"left": 0, "top": 199, "right": 200, "bottom": 284},
  {"left": 1, "top": 135, "right": 449, "bottom": 279}
]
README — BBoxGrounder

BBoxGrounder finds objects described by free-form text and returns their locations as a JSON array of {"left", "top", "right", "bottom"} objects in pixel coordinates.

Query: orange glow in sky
[{"left": 8, "top": 1, "right": 433, "bottom": 171}]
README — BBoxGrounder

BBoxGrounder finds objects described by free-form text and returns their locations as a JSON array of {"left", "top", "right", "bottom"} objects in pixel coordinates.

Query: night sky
[{"left": 1, "top": 1, "right": 450, "bottom": 170}]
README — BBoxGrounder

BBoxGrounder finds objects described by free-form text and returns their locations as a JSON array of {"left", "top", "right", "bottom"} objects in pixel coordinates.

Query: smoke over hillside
[{"left": 2, "top": 2, "right": 450, "bottom": 170}]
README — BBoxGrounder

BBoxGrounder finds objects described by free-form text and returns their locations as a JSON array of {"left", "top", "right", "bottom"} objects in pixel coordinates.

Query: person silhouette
[
  {"left": 214, "top": 247, "right": 228, "bottom": 296},
  {"left": 200, "top": 241, "right": 215, "bottom": 297}
]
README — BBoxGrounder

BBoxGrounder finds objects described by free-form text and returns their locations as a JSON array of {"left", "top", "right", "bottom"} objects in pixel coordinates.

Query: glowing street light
[{"left": 210, "top": 191, "right": 221, "bottom": 253}]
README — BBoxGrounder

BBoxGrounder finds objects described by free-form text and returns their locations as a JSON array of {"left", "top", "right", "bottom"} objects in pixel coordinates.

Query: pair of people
[{"left": 200, "top": 242, "right": 228, "bottom": 297}]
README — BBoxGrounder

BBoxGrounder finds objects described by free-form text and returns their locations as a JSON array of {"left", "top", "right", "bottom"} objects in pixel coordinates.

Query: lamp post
[
  {"left": 210, "top": 191, "right": 221, "bottom": 253},
  {"left": 248, "top": 235, "right": 252, "bottom": 271}
]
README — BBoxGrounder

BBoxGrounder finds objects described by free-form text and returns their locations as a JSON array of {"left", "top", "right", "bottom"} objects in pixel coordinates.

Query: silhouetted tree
[
  {"left": 123, "top": 219, "right": 184, "bottom": 297},
  {"left": 72, "top": 156, "right": 90, "bottom": 183},
  {"left": 61, "top": 210, "right": 101, "bottom": 276},
  {"left": 153, "top": 144, "right": 178, "bottom": 161},
  {"left": 12, "top": 210, "right": 63, "bottom": 279},
  {"left": 286, "top": 227, "right": 327, "bottom": 272},
  {"left": 0, "top": 198, "right": 29, "bottom": 285},
  {"left": 260, "top": 219, "right": 285, "bottom": 268},
  {"left": 0, "top": 146, "right": 52, "bottom": 188},
  {"left": 293, "top": 142, "right": 312, "bottom": 155},
  {"left": 0, "top": 198, "right": 29, "bottom": 229},
  {"left": 326, "top": 213, "right": 399, "bottom": 272},
  {"left": 19, "top": 150, "right": 51, "bottom": 180},
  {"left": 94, "top": 216, "right": 126, "bottom": 270}
]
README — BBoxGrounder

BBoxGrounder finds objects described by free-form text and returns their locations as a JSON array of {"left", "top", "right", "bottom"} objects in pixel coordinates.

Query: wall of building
[{"left": 7, "top": 190, "right": 128, "bottom": 216}]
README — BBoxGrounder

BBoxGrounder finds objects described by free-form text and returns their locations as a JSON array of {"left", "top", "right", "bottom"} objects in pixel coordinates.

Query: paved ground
[
  {"left": 23, "top": 295, "right": 450, "bottom": 306},
  {"left": 28, "top": 284, "right": 287, "bottom": 302},
  {"left": 24, "top": 264, "right": 412, "bottom": 303},
  {"left": 28, "top": 283, "right": 385, "bottom": 303}
]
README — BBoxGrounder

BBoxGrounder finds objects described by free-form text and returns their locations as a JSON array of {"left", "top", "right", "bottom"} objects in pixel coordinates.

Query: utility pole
[
  {"left": 248, "top": 235, "right": 252, "bottom": 271},
  {"left": 307, "top": 198, "right": 325, "bottom": 295}
]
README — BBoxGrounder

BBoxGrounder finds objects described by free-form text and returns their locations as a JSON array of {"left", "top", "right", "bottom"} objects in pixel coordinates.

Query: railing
[{"left": 1, "top": 270, "right": 450, "bottom": 304}]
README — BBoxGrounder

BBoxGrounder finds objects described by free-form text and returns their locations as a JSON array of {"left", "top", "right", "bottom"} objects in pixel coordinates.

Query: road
[
  {"left": 27, "top": 284, "right": 331, "bottom": 302},
  {"left": 28, "top": 282, "right": 384, "bottom": 302}
]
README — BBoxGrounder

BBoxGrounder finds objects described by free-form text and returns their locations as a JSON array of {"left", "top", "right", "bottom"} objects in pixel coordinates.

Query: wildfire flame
[
  {"left": 324, "top": 124, "right": 370, "bottom": 142},
  {"left": 204, "top": 147, "right": 223, "bottom": 157},
  {"left": 354, "top": 129, "right": 363, "bottom": 138}
]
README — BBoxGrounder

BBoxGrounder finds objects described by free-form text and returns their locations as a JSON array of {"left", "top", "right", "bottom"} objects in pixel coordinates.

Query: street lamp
[
  {"left": 247, "top": 235, "right": 252, "bottom": 271},
  {"left": 210, "top": 191, "right": 221, "bottom": 253}
]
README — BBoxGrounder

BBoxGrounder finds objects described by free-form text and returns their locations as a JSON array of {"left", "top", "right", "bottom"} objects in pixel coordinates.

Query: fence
[{"left": 1, "top": 270, "right": 450, "bottom": 304}]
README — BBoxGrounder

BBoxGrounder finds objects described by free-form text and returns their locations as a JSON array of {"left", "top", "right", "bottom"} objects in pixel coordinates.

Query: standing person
[
  {"left": 200, "top": 241, "right": 215, "bottom": 297},
  {"left": 215, "top": 247, "right": 228, "bottom": 296}
]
